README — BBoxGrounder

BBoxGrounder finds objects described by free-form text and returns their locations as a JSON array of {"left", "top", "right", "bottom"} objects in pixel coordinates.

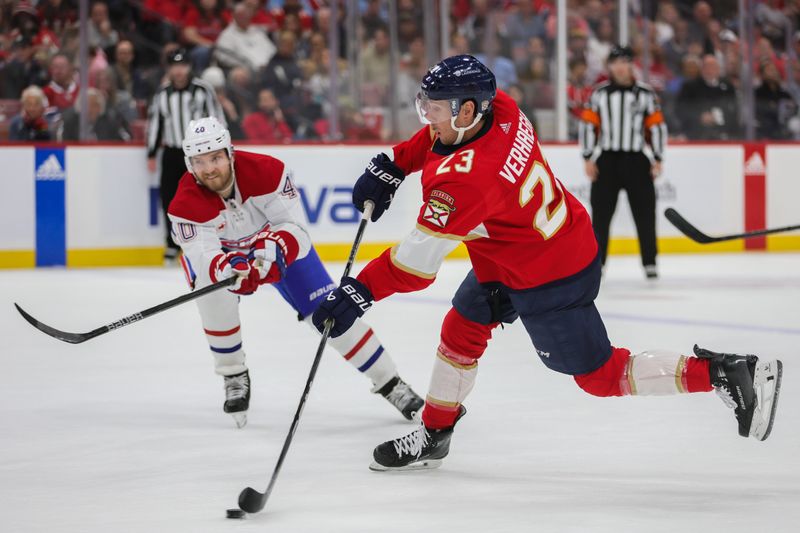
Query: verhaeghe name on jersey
[{"left": 499, "top": 111, "right": 536, "bottom": 184}]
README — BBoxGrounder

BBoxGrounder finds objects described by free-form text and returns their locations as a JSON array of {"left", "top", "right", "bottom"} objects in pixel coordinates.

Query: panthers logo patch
[{"left": 422, "top": 190, "right": 456, "bottom": 228}]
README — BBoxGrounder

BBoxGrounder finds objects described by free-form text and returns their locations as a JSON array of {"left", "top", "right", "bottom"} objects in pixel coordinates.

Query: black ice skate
[
  {"left": 375, "top": 376, "right": 424, "bottom": 420},
  {"left": 370, "top": 406, "right": 466, "bottom": 471},
  {"left": 223, "top": 370, "right": 250, "bottom": 429},
  {"left": 694, "top": 345, "right": 782, "bottom": 441}
]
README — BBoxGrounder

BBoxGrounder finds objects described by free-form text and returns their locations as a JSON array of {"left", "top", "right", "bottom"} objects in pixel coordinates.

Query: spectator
[
  {"left": 242, "top": 88, "right": 293, "bottom": 142},
  {"left": 140, "top": 0, "right": 186, "bottom": 51},
  {"left": 243, "top": 0, "right": 278, "bottom": 34},
  {"left": 43, "top": 53, "right": 79, "bottom": 110},
  {"left": 181, "top": 0, "right": 231, "bottom": 71},
  {"left": 87, "top": 0, "right": 118, "bottom": 53},
  {"left": 459, "top": 0, "right": 493, "bottom": 53},
  {"left": 677, "top": 54, "right": 738, "bottom": 139},
  {"left": 95, "top": 67, "right": 136, "bottom": 123},
  {"left": 260, "top": 29, "right": 304, "bottom": 131},
  {"left": 361, "top": 0, "right": 384, "bottom": 40},
  {"left": 756, "top": 61, "right": 798, "bottom": 140},
  {"left": 687, "top": 1, "right": 714, "bottom": 51},
  {"left": 60, "top": 87, "right": 131, "bottom": 141},
  {"left": 567, "top": 57, "right": 592, "bottom": 140},
  {"left": 360, "top": 26, "right": 390, "bottom": 105},
  {"left": 112, "top": 39, "right": 148, "bottom": 100},
  {"left": 475, "top": 35, "right": 517, "bottom": 91},
  {"left": 586, "top": 17, "right": 614, "bottom": 82},
  {"left": 339, "top": 103, "right": 381, "bottom": 141},
  {"left": 1, "top": 35, "right": 48, "bottom": 98},
  {"left": 215, "top": 2, "right": 276, "bottom": 72},
  {"left": 506, "top": 0, "right": 546, "bottom": 49},
  {"left": 663, "top": 18, "right": 691, "bottom": 75},
  {"left": 201, "top": 66, "right": 245, "bottom": 139},
  {"left": 37, "top": 0, "right": 78, "bottom": 37},
  {"left": 8, "top": 85, "right": 53, "bottom": 141},
  {"left": 227, "top": 65, "right": 257, "bottom": 117},
  {"left": 654, "top": 2, "right": 680, "bottom": 46}
]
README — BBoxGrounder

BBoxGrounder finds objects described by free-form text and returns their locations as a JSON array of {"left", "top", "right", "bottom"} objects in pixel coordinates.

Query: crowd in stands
[{"left": 1, "top": 0, "right": 799, "bottom": 142}]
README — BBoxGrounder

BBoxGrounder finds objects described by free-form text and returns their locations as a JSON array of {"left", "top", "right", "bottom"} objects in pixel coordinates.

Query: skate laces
[
  {"left": 225, "top": 373, "right": 249, "bottom": 401},
  {"left": 713, "top": 382, "right": 738, "bottom": 409},
  {"left": 392, "top": 425, "right": 430, "bottom": 459}
]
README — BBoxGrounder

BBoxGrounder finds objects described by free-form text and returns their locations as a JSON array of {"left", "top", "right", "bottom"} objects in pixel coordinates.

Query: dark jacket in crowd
[
  {"left": 676, "top": 77, "right": 739, "bottom": 139},
  {"left": 8, "top": 113, "right": 52, "bottom": 141},
  {"left": 755, "top": 81, "right": 797, "bottom": 140},
  {"left": 60, "top": 108, "right": 131, "bottom": 141}
]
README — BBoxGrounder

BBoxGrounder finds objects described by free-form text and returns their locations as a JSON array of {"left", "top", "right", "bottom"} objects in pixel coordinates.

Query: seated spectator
[
  {"left": 95, "top": 67, "right": 137, "bottom": 123},
  {"left": 88, "top": 0, "right": 119, "bottom": 54},
  {"left": 112, "top": 39, "right": 149, "bottom": 101},
  {"left": 506, "top": 0, "right": 546, "bottom": 49},
  {"left": 566, "top": 57, "right": 592, "bottom": 139},
  {"left": 271, "top": 0, "right": 314, "bottom": 33},
  {"left": 37, "top": 0, "right": 78, "bottom": 37},
  {"left": 201, "top": 66, "right": 245, "bottom": 139},
  {"left": 43, "top": 53, "right": 79, "bottom": 110},
  {"left": 260, "top": 30, "right": 304, "bottom": 128},
  {"left": 215, "top": 2, "right": 276, "bottom": 72},
  {"left": 475, "top": 35, "right": 517, "bottom": 91},
  {"left": 11, "top": 0, "right": 60, "bottom": 53},
  {"left": 227, "top": 66, "right": 257, "bottom": 117},
  {"left": 339, "top": 103, "right": 381, "bottom": 141},
  {"left": 243, "top": 0, "right": 278, "bottom": 34},
  {"left": 586, "top": 17, "right": 614, "bottom": 82},
  {"left": 361, "top": 0, "right": 384, "bottom": 41},
  {"left": 360, "top": 26, "right": 390, "bottom": 105},
  {"left": 1, "top": 35, "right": 48, "bottom": 99},
  {"left": 677, "top": 54, "right": 738, "bottom": 140},
  {"left": 756, "top": 61, "right": 798, "bottom": 140},
  {"left": 242, "top": 88, "right": 293, "bottom": 142},
  {"left": 9, "top": 85, "right": 54, "bottom": 141},
  {"left": 59, "top": 87, "right": 131, "bottom": 141},
  {"left": 181, "top": 0, "right": 231, "bottom": 71}
]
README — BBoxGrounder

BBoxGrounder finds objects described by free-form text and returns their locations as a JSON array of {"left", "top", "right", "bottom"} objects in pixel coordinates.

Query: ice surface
[{"left": 1, "top": 254, "right": 798, "bottom": 533}]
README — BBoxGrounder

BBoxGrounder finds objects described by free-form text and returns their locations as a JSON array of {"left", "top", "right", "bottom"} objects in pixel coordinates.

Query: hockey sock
[
  {"left": 205, "top": 324, "right": 247, "bottom": 376},
  {"left": 422, "top": 308, "right": 497, "bottom": 429},
  {"left": 304, "top": 316, "right": 397, "bottom": 389},
  {"left": 575, "top": 347, "right": 712, "bottom": 396}
]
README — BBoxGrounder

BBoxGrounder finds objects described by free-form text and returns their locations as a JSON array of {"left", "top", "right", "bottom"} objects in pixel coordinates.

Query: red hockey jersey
[{"left": 357, "top": 90, "right": 598, "bottom": 300}]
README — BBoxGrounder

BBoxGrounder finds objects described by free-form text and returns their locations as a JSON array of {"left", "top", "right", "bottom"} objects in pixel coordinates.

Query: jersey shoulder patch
[
  {"left": 233, "top": 151, "right": 286, "bottom": 202},
  {"left": 168, "top": 173, "right": 225, "bottom": 223}
]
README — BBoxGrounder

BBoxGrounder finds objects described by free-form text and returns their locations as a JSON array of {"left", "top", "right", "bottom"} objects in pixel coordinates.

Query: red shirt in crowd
[{"left": 242, "top": 112, "right": 293, "bottom": 143}]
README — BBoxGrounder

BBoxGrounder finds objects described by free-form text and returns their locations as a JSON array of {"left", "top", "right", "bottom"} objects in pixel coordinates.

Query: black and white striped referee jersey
[
  {"left": 579, "top": 81, "right": 667, "bottom": 162},
  {"left": 146, "top": 78, "right": 226, "bottom": 158}
]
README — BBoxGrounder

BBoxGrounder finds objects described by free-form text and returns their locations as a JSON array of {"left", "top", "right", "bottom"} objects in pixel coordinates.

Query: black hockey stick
[
  {"left": 15, "top": 277, "right": 237, "bottom": 344},
  {"left": 237, "top": 200, "right": 375, "bottom": 515},
  {"left": 664, "top": 207, "right": 800, "bottom": 244}
]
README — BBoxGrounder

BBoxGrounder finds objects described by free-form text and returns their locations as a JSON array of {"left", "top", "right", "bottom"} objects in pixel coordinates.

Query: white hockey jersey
[{"left": 168, "top": 150, "right": 311, "bottom": 286}]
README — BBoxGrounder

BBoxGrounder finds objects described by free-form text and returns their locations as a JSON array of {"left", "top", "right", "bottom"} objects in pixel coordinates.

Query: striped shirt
[
  {"left": 579, "top": 80, "right": 667, "bottom": 161},
  {"left": 146, "top": 78, "right": 226, "bottom": 158}
]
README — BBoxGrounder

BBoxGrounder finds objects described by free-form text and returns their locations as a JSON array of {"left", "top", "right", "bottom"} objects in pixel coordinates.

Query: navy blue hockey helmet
[{"left": 417, "top": 55, "right": 497, "bottom": 122}]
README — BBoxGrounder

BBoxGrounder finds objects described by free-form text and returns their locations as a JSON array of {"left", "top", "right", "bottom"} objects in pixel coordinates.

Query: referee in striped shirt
[
  {"left": 579, "top": 45, "right": 667, "bottom": 280},
  {"left": 146, "top": 48, "right": 225, "bottom": 261}
]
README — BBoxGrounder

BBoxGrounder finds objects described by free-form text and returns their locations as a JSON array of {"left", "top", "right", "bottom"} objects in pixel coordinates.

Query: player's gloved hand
[
  {"left": 352, "top": 153, "right": 405, "bottom": 222},
  {"left": 311, "top": 276, "right": 374, "bottom": 338},
  {"left": 250, "top": 230, "right": 288, "bottom": 284},
  {"left": 211, "top": 251, "right": 261, "bottom": 295}
]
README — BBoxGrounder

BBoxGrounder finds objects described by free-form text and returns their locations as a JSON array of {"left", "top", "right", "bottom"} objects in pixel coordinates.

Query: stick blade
[
  {"left": 664, "top": 208, "right": 715, "bottom": 244},
  {"left": 14, "top": 303, "right": 88, "bottom": 344},
  {"left": 238, "top": 486, "right": 267, "bottom": 514}
]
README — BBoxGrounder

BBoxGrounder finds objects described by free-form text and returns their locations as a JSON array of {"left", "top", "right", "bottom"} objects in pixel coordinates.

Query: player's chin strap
[{"left": 450, "top": 112, "right": 484, "bottom": 144}]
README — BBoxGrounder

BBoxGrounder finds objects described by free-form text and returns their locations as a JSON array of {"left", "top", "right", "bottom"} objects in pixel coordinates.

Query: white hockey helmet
[{"left": 182, "top": 117, "right": 233, "bottom": 174}]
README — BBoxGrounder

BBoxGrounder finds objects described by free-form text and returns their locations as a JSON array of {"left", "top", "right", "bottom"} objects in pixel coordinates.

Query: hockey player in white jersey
[{"left": 168, "top": 117, "right": 423, "bottom": 428}]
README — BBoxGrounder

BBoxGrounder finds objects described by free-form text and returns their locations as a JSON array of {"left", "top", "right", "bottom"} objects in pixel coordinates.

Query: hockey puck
[{"left": 226, "top": 508, "right": 246, "bottom": 519}]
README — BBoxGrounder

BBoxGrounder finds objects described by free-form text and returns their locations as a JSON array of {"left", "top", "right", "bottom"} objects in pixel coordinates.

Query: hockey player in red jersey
[
  {"left": 312, "top": 56, "right": 783, "bottom": 470},
  {"left": 168, "top": 117, "right": 422, "bottom": 428}
]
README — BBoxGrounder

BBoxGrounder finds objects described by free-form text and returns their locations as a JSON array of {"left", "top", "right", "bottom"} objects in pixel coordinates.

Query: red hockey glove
[
  {"left": 210, "top": 251, "right": 261, "bottom": 295},
  {"left": 250, "top": 230, "right": 290, "bottom": 284}
]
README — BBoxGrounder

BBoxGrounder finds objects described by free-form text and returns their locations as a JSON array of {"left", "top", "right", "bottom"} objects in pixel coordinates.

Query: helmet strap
[{"left": 450, "top": 112, "right": 484, "bottom": 145}]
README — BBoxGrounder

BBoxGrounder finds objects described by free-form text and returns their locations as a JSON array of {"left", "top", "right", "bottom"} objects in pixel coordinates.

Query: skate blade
[
  {"left": 230, "top": 412, "right": 248, "bottom": 429},
  {"left": 369, "top": 459, "right": 442, "bottom": 472},
  {"left": 750, "top": 360, "right": 782, "bottom": 441}
]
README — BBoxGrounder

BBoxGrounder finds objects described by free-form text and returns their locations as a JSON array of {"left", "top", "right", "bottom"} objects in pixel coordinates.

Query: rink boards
[{"left": 1, "top": 142, "right": 798, "bottom": 268}]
